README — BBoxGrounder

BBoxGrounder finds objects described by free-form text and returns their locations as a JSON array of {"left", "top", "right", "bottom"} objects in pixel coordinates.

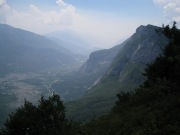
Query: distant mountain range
[
  {"left": 66, "top": 24, "right": 169, "bottom": 121},
  {"left": 0, "top": 24, "right": 84, "bottom": 76},
  {"left": 45, "top": 30, "right": 100, "bottom": 56}
]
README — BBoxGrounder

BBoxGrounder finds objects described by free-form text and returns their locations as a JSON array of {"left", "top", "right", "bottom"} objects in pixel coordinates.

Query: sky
[{"left": 0, "top": 0, "right": 180, "bottom": 48}]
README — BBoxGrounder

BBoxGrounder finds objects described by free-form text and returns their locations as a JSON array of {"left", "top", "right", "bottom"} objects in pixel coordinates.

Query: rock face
[
  {"left": 79, "top": 24, "right": 168, "bottom": 82},
  {"left": 79, "top": 42, "right": 125, "bottom": 76},
  {"left": 108, "top": 24, "right": 168, "bottom": 79},
  {"left": 66, "top": 24, "right": 169, "bottom": 121}
]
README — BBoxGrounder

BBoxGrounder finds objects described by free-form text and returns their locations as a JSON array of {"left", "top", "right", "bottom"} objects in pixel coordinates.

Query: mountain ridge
[{"left": 66, "top": 24, "right": 169, "bottom": 121}]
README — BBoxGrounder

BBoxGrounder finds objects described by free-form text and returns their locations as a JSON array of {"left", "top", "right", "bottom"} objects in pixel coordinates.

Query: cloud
[
  {"left": 5, "top": 0, "right": 82, "bottom": 33},
  {"left": 0, "top": 0, "right": 10, "bottom": 23},
  {"left": 153, "top": 0, "right": 180, "bottom": 5},
  {"left": 2, "top": 0, "right": 146, "bottom": 48},
  {"left": 0, "top": 0, "right": 6, "bottom": 7},
  {"left": 153, "top": 0, "right": 180, "bottom": 23},
  {"left": 56, "top": 0, "right": 67, "bottom": 8}
]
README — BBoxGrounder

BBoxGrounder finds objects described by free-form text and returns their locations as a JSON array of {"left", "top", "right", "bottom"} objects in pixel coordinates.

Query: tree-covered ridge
[
  {"left": 81, "top": 22, "right": 180, "bottom": 135},
  {"left": 144, "top": 22, "right": 180, "bottom": 87}
]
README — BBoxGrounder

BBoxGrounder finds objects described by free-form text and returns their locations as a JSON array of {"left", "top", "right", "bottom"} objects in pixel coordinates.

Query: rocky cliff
[{"left": 66, "top": 24, "right": 169, "bottom": 121}]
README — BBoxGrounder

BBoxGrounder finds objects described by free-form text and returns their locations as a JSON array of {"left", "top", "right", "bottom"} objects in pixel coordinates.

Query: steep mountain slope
[
  {"left": 81, "top": 23, "right": 180, "bottom": 135},
  {"left": 79, "top": 42, "right": 126, "bottom": 76},
  {"left": 66, "top": 24, "right": 169, "bottom": 121},
  {"left": 0, "top": 24, "right": 77, "bottom": 76},
  {"left": 51, "top": 42, "right": 125, "bottom": 101}
]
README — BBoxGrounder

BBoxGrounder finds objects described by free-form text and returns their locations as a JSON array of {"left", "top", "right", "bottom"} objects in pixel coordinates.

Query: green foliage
[
  {"left": 0, "top": 94, "right": 76, "bottom": 135},
  {"left": 144, "top": 21, "right": 180, "bottom": 89}
]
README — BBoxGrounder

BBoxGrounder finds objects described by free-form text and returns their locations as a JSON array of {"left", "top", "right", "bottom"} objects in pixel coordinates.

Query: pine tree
[{"left": 0, "top": 94, "right": 69, "bottom": 135}]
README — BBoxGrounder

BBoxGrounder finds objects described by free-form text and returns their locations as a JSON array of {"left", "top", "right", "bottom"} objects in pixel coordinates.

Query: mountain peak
[
  {"left": 136, "top": 24, "right": 159, "bottom": 35},
  {"left": 106, "top": 24, "right": 169, "bottom": 78}
]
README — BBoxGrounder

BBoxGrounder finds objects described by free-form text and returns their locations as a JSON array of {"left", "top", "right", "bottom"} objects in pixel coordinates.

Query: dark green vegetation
[
  {"left": 0, "top": 94, "right": 80, "bottom": 135},
  {"left": 66, "top": 24, "right": 169, "bottom": 121}
]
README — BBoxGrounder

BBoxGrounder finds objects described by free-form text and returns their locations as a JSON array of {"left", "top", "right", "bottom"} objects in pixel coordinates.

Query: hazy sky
[{"left": 0, "top": 0, "right": 180, "bottom": 48}]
